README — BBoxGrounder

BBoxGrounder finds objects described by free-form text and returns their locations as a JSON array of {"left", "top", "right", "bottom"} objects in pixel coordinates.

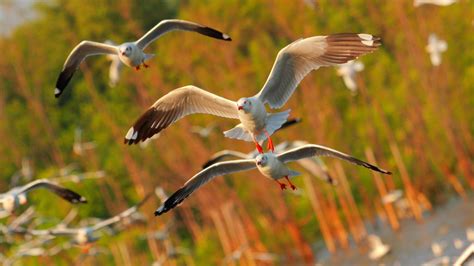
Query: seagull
[
  {"left": 466, "top": 227, "right": 474, "bottom": 242},
  {"left": 155, "top": 143, "right": 391, "bottom": 215},
  {"left": 425, "top": 33, "right": 447, "bottom": 66},
  {"left": 414, "top": 0, "right": 457, "bottom": 7},
  {"left": 26, "top": 193, "right": 152, "bottom": 245},
  {"left": 382, "top": 189, "right": 403, "bottom": 204},
  {"left": 124, "top": 33, "right": 381, "bottom": 153},
  {"left": 202, "top": 140, "right": 336, "bottom": 185},
  {"left": 104, "top": 40, "right": 124, "bottom": 87},
  {"left": 367, "top": 234, "right": 391, "bottom": 260},
  {"left": 336, "top": 60, "right": 364, "bottom": 93},
  {"left": 190, "top": 123, "right": 217, "bottom": 138},
  {"left": 431, "top": 241, "right": 446, "bottom": 257},
  {"left": 54, "top": 19, "right": 231, "bottom": 98},
  {"left": 0, "top": 179, "right": 87, "bottom": 214},
  {"left": 73, "top": 128, "right": 96, "bottom": 156}
]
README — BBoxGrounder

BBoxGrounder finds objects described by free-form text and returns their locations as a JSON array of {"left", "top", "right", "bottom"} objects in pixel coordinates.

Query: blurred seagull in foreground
[
  {"left": 202, "top": 140, "right": 336, "bottom": 185},
  {"left": 336, "top": 60, "right": 364, "bottom": 94},
  {"left": 425, "top": 33, "right": 447, "bottom": 66},
  {"left": 124, "top": 33, "right": 381, "bottom": 153},
  {"left": 26, "top": 193, "right": 152, "bottom": 245},
  {"left": 155, "top": 143, "right": 391, "bottom": 215},
  {"left": 367, "top": 234, "right": 391, "bottom": 260},
  {"left": 0, "top": 179, "right": 87, "bottom": 214},
  {"left": 54, "top": 19, "right": 231, "bottom": 98},
  {"left": 104, "top": 40, "right": 124, "bottom": 87},
  {"left": 414, "top": 0, "right": 457, "bottom": 7}
]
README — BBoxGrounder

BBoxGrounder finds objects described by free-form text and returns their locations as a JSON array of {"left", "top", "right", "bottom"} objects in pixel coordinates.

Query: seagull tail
[
  {"left": 223, "top": 124, "right": 253, "bottom": 142},
  {"left": 255, "top": 110, "right": 291, "bottom": 142}
]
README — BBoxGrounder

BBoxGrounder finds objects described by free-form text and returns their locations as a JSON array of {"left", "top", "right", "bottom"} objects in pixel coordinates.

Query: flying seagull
[
  {"left": 367, "top": 234, "right": 391, "bottom": 260},
  {"left": 425, "top": 33, "right": 447, "bottom": 66},
  {"left": 414, "top": 0, "right": 457, "bottom": 7},
  {"left": 54, "top": 19, "right": 231, "bottom": 98},
  {"left": 104, "top": 40, "right": 124, "bottom": 87},
  {"left": 125, "top": 33, "right": 381, "bottom": 153},
  {"left": 0, "top": 179, "right": 87, "bottom": 214},
  {"left": 202, "top": 140, "right": 336, "bottom": 185},
  {"left": 336, "top": 60, "right": 364, "bottom": 93},
  {"left": 26, "top": 193, "right": 152, "bottom": 245},
  {"left": 155, "top": 143, "right": 391, "bottom": 215}
]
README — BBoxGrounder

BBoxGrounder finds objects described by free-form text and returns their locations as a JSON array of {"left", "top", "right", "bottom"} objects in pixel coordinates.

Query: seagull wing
[
  {"left": 277, "top": 144, "right": 391, "bottom": 175},
  {"left": 155, "top": 159, "right": 256, "bottom": 215},
  {"left": 255, "top": 33, "right": 381, "bottom": 109},
  {"left": 19, "top": 179, "right": 88, "bottom": 204},
  {"left": 135, "top": 19, "right": 231, "bottom": 50},
  {"left": 55, "top": 41, "right": 117, "bottom": 98},
  {"left": 202, "top": 150, "right": 250, "bottom": 168},
  {"left": 124, "top": 85, "right": 239, "bottom": 144}
]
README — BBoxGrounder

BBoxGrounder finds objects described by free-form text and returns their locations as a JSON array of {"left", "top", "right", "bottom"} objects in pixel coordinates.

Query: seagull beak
[{"left": 237, "top": 106, "right": 243, "bottom": 110}]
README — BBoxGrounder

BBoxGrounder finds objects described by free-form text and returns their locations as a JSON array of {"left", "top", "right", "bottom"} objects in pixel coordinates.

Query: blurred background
[{"left": 0, "top": 0, "right": 473, "bottom": 265}]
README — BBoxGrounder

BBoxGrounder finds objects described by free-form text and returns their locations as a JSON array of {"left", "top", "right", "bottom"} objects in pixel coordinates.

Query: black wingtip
[
  {"left": 202, "top": 158, "right": 219, "bottom": 169},
  {"left": 386, "top": 171, "right": 393, "bottom": 175},
  {"left": 55, "top": 66, "right": 75, "bottom": 98},
  {"left": 197, "top": 27, "right": 232, "bottom": 41}
]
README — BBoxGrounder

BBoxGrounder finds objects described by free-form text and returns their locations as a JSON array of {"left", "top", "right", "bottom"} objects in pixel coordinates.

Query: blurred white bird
[
  {"left": 104, "top": 40, "right": 124, "bottom": 87},
  {"left": 414, "top": 0, "right": 457, "bottom": 7},
  {"left": 0, "top": 179, "right": 87, "bottom": 214},
  {"left": 466, "top": 227, "right": 474, "bottom": 242},
  {"left": 431, "top": 241, "right": 446, "bottom": 257},
  {"left": 454, "top": 238, "right": 465, "bottom": 249},
  {"left": 190, "top": 124, "right": 216, "bottom": 138},
  {"left": 382, "top": 189, "right": 403, "bottom": 204},
  {"left": 73, "top": 128, "right": 96, "bottom": 156},
  {"left": 367, "top": 234, "right": 391, "bottom": 260},
  {"left": 425, "top": 33, "right": 447, "bottom": 66},
  {"left": 336, "top": 60, "right": 364, "bottom": 94}
]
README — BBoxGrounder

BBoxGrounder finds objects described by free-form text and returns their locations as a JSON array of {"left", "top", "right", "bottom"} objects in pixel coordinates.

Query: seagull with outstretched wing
[
  {"left": 155, "top": 143, "right": 391, "bottom": 215},
  {"left": 54, "top": 19, "right": 231, "bottom": 97},
  {"left": 0, "top": 179, "right": 87, "bottom": 214},
  {"left": 125, "top": 33, "right": 381, "bottom": 153}
]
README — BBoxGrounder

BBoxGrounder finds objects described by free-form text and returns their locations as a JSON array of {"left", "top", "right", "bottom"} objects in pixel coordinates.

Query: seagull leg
[
  {"left": 143, "top": 62, "right": 150, "bottom": 68},
  {"left": 253, "top": 136, "right": 264, "bottom": 154},
  {"left": 135, "top": 65, "right": 141, "bottom": 71},
  {"left": 275, "top": 179, "right": 287, "bottom": 190},
  {"left": 263, "top": 129, "right": 274, "bottom": 152},
  {"left": 285, "top": 176, "right": 297, "bottom": 190}
]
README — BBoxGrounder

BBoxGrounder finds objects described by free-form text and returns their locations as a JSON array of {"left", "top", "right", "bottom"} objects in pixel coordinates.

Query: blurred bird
[
  {"left": 0, "top": 179, "right": 87, "bottom": 214},
  {"left": 336, "top": 60, "right": 364, "bottom": 94},
  {"left": 26, "top": 193, "right": 151, "bottom": 245},
  {"left": 104, "top": 40, "right": 124, "bottom": 87},
  {"left": 191, "top": 123, "right": 217, "bottom": 138},
  {"left": 466, "top": 227, "right": 474, "bottom": 242},
  {"left": 9, "top": 157, "right": 34, "bottom": 187},
  {"left": 414, "top": 0, "right": 457, "bottom": 7},
  {"left": 54, "top": 19, "right": 231, "bottom": 98},
  {"left": 202, "top": 140, "right": 336, "bottom": 185},
  {"left": 367, "top": 234, "right": 391, "bottom": 260},
  {"left": 425, "top": 33, "right": 447, "bottom": 66},
  {"left": 382, "top": 189, "right": 403, "bottom": 204},
  {"left": 155, "top": 143, "right": 391, "bottom": 215},
  {"left": 454, "top": 238, "right": 465, "bottom": 249},
  {"left": 73, "top": 128, "right": 96, "bottom": 156},
  {"left": 124, "top": 33, "right": 381, "bottom": 153},
  {"left": 431, "top": 241, "right": 446, "bottom": 257}
]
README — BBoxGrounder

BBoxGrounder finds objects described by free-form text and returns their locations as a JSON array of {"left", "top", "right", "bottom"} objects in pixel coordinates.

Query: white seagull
[
  {"left": 414, "top": 0, "right": 457, "bottom": 7},
  {"left": 0, "top": 179, "right": 87, "bottom": 214},
  {"left": 104, "top": 40, "right": 124, "bottom": 87},
  {"left": 336, "top": 60, "right": 364, "bottom": 93},
  {"left": 124, "top": 33, "right": 381, "bottom": 153},
  {"left": 154, "top": 143, "right": 391, "bottom": 215},
  {"left": 367, "top": 234, "right": 391, "bottom": 260},
  {"left": 73, "top": 128, "right": 96, "bottom": 156},
  {"left": 425, "top": 33, "right": 447, "bottom": 66},
  {"left": 202, "top": 140, "right": 336, "bottom": 185},
  {"left": 54, "top": 19, "right": 231, "bottom": 98},
  {"left": 26, "top": 193, "right": 151, "bottom": 245}
]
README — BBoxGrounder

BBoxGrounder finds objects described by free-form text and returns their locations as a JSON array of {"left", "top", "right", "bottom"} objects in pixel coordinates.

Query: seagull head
[
  {"left": 237, "top": 98, "right": 252, "bottom": 112},
  {"left": 256, "top": 154, "right": 268, "bottom": 167},
  {"left": 18, "top": 193, "right": 28, "bottom": 205},
  {"left": 119, "top": 44, "right": 133, "bottom": 57}
]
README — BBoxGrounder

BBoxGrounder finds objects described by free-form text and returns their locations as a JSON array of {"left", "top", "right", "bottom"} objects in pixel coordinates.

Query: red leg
[
  {"left": 275, "top": 179, "right": 287, "bottom": 190},
  {"left": 143, "top": 62, "right": 150, "bottom": 68},
  {"left": 253, "top": 136, "right": 264, "bottom": 154},
  {"left": 263, "top": 129, "right": 274, "bottom": 152},
  {"left": 285, "top": 176, "right": 297, "bottom": 190},
  {"left": 135, "top": 65, "right": 141, "bottom": 71}
]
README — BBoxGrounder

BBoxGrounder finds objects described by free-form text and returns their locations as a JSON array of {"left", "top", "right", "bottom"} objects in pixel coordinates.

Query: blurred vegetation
[{"left": 0, "top": 0, "right": 472, "bottom": 265}]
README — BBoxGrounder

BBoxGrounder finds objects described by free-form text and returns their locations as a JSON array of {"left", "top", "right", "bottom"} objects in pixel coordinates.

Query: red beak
[{"left": 238, "top": 106, "right": 243, "bottom": 110}]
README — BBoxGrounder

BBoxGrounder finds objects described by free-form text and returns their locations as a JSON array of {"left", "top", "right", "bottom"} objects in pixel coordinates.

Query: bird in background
[
  {"left": 155, "top": 143, "right": 391, "bottom": 215},
  {"left": 367, "top": 234, "right": 391, "bottom": 260},
  {"left": 202, "top": 140, "right": 336, "bottom": 185},
  {"left": 73, "top": 128, "right": 96, "bottom": 156},
  {"left": 414, "top": 0, "right": 457, "bottom": 7},
  {"left": 124, "top": 33, "right": 381, "bottom": 154},
  {"left": 104, "top": 40, "right": 124, "bottom": 87},
  {"left": 425, "top": 33, "right": 447, "bottom": 66},
  {"left": 0, "top": 179, "right": 87, "bottom": 215},
  {"left": 54, "top": 19, "right": 231, "bottom": 98},
  {"left": 336, "top": 60, "right": 364, "bottom": 94}
]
